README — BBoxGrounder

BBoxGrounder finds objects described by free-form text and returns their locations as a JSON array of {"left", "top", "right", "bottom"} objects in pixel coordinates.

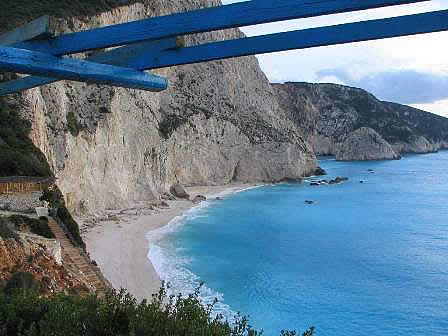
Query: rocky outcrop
[
  {"left": 17, "top": 232, "right": 62, "bottom": 265},
  {"left": 0, "top": 236, "right": 88, "bottom": 295},
  {"left": 391, "top": 135, "right": 438, "bottom": 154},
  {"left": 0, "top": 0, "right": 316, "bottom": 215},
  {"left": 273, "top": 82, "right": 448, "bottom": 159},
  {"left": 313, "top": 167, "right": 327, "bottom": 176},
  {"left": 170, "top": 183, "right": 189, "bottom": 199},
  {"left": 192, "top": 195, "right": 207, "bottom": 203},
  {"left": 336, "top": 128, "right": 400, "bottom": 161}
]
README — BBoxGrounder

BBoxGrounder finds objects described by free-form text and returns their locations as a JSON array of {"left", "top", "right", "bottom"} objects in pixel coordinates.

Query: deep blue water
[{"left": 148, "top": 151, "right": 448, "bottom": 336}]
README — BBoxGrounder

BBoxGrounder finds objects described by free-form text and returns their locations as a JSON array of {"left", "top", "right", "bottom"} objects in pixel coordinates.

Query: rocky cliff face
[
  {"left": 1, "top": 0, "right": 316, "bottom": 214},
  {"left": 273, "top": 82, "right": 448, "bottom": 160},
  {"left": 0, "top": 236, "right": 87, "bottom": 295},
  {"left": 335, "top": 127, "right": 400, "bottom": 161}
]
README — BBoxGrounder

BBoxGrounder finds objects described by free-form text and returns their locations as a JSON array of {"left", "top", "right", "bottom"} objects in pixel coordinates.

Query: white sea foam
[{"left": 146, "top": 186, "right": 263, "bottom": 320}]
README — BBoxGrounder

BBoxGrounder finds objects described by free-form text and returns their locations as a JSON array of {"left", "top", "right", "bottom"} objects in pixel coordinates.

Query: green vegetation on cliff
[
  {"left": 0, "top": 277, "right": 314, "bottom": 336},
  {"left": 0, "top": 0, "right": 144, "bottom": 33},
  {"left": 40, "top": 187, "right": 84, "bottom": 248},
  {"left": 0, "top": 218, "right": 19, "bottom": 241},
  {"left": 0, "top": 96, "right": 52, "bottom": 177},
  {"left": 6, "top": 215, "right": 55, "bottom": 240}
]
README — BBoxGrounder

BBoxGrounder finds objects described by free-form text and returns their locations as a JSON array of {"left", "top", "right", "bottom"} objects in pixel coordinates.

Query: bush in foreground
[{"left": 0, "top": 277, "right": 314, "bottom": 336}]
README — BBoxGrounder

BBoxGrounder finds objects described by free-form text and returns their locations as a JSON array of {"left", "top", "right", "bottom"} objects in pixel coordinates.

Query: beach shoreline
[{"left": 82, "top": 184, "right": 257, "bottom": 302}]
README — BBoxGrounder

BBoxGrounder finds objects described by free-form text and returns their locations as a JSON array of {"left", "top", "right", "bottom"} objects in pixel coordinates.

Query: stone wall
[{"left": 0, "top": 192, "right": 44, "bottom": 213}]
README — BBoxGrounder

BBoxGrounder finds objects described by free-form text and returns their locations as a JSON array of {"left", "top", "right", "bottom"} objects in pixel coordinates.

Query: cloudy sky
[{"left": 221, "top": 0, "right": 448, "bottom": 117}]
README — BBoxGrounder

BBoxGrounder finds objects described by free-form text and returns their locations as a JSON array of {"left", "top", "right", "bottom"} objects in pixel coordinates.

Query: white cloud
[
  {"left": 411, "top": 99, "right": 448, "bottom": 118},
  {"left": 221, "top": 0, "right": 448, "bottom": 117}
]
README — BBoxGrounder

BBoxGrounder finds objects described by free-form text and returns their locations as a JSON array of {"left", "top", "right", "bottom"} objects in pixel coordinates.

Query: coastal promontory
[
  {"left": 335, "top": 127, "right": 400, "bottom": 161},
  {"left": 273, "top": 82, "right": 448, "bottom": 160}
]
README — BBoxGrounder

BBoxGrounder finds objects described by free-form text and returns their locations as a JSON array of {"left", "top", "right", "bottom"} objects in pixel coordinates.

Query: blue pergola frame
[{"left": 0, "top": 0, "right": 446, "bottom": 95}]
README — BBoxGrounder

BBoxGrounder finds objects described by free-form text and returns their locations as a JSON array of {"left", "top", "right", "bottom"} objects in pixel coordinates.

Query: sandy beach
[{"left": 82, "top": 184, "right": 255, "bottom": 302}]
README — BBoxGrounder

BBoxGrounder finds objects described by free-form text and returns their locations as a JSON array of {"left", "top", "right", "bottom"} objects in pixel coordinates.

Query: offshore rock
[
  {"left": 314, "top": 167, "right": 327, "bottom": 176},
  {"left": 336, "top": 128, "right": 400, "bottom": 161},
  {"left": 273, "top": 82, "right": 448, "bottom": 159},
  {"left": 192, "top": 195, "right": 207, "bottom": 203}
]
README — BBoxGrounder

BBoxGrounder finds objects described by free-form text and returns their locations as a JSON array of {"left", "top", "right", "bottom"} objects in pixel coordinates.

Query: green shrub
[
  {"left": 0, "top": 97, "right": 52, "bottom": 177},
  {"left": 3, "top": 272, "right": 41, "bottom": 296},
  {"left": 7, "top": 215, "right": 55, "bottom": 239},
  {"left": 0, "top": 217, "right": 19, "bottom": 241},
  {"left": 66, "top": 111, "right": 85, "bottom": 137},
  {"left": 0, "top": 281, "right": 314, "bottom": 336},
  {"left": 40, "top": 187, "right": 84, "bottom": 248}
]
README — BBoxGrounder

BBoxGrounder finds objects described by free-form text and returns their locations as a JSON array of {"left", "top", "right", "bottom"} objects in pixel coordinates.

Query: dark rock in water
[
  {"left": 160, "top": 201, "right": 170, "bottom": 208},
  {"left": 280, "top": 177, "right": 303, "bottom": 183},
  {"left": 170, "top": 183, "right": 190, "bottom": 199},
  {"left": 360, "top": 180, "right": 366, "bottom": 184},
  {"left": 192, "top": 195, "right": 207, "bottom": 203},
  {"left": 368, "top": 169, "right": 375, "bottom": 173},
  {"left": 329, "top": 176, "right": 349, "bottom": 184},
  {"left": 304, "top": 200, "right": 314, "bottom": 204},
  {"left": 310, "top": 182, "right": 319, "bottom": 186},
  {"left": 161, "top": 192, "right": 176, "bottom": 201},
  {"left": 215, "top": 196, "right": 223, "bottom": 200},
  {"left": 314, "top": 166, "right": 327, "bottom": 176}
]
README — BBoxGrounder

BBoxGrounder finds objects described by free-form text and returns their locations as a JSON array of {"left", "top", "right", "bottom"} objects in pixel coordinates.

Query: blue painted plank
[
  {"left": 130, "top": 10, "right": 448, "bottom": 69},
  {"left": 0, "top": 16, "right": 55, "bottom": 46},
  {"left": 0, "top": 37, "right": 178, "bottom": 95},
  {"left": 0, "top": 46, "right": 168, "bottom": 92},
  {"left": 13, "top": 0, "right": 428, "bottom": 55},
  {"left": 3, "top": 9, "right": 447, "bottom": 95}
]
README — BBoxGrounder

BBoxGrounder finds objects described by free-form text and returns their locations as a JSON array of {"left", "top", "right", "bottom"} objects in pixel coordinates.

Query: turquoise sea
[{"left": 147, "top": 151, "right": 448, "bottom": 336}]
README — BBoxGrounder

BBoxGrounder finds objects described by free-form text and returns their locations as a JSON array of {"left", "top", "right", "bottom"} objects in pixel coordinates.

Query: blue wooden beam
[
  {"left": 3, "top": 9, "right": 447, "bottom": 95},
  {"left": 0, "top": 16, "right": 56, "bottom": 46},
  {"left": 13, "top": 0, "right": 429, "bottom": 56},
  {"left": 129, "top": 10, "right": 448, "bottom": 70},
  {"left": 0, "top": 37, "right": 178, "bottom": 95},
  {"left": 0, "top": 46, "right": 168, "bottom": 92}
]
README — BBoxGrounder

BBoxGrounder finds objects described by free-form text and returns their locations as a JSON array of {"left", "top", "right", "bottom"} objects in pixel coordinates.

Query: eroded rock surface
[
  {"left": 0, "top": 0, "right": 316, "bottom": 214},
  {"left": 336, "top": 128, "right": 400, "bottom": 161}
]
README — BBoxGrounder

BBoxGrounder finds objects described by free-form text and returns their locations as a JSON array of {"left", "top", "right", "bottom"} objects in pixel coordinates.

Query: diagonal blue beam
[
  {"left": 13, "top": 0, "right": 429, "bottom": 56},
  {"left": 4, "top": 9, "right": 448, "bottom": 95},
  {"left": 0, "top": 46, "right": 168, "bottom": 92},
  {"left": 0, "top": 37, "right": 178, "bottom": 95},
  {"left": 131, "top": 10, "right": 448, "bottom": 70}
]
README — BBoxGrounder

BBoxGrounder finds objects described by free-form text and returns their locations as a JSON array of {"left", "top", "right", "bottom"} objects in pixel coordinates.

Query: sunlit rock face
[
  {"left": 335, "top": 127, "right": 400, "bottom": 161},
  {"left": 1, "top": 0, "right": 315, "bottom": 214}
]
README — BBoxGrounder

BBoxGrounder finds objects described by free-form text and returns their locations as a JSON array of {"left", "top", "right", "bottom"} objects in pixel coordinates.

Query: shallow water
[{"left": 148, "top": 151, "right": 448, "bottom": 335}]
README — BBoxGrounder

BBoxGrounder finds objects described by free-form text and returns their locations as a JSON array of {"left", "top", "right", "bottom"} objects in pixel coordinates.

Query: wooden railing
[{"left": 0, "top": 182, "right": 48, "bottom": 194}]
